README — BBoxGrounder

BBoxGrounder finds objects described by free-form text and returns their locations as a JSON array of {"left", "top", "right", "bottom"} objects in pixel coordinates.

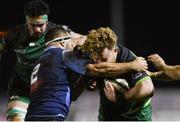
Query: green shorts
[{"left": 98, "top": 104, "right": 152, "bottom": 121}]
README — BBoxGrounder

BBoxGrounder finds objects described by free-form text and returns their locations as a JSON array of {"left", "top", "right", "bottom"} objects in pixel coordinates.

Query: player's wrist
[
  {"left": 123, "top": 62, "right": 131, "bottom": 71},
  {"left": 151, "top": 72, "right": 157, "bottom": 78},
  {"left": 128, "top": 62, "right": 137, "bottom": 71},
  {"left": 162, "top": 64, "right": 169, "bottom": 71}
]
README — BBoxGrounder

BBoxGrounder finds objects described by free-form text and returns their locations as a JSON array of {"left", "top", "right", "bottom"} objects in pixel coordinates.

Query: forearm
[
  {"left": 150, "top": 71, "right": 174, "bottom": 81},
  {"left": 124, "top": 78, "right": 154, "bottom": 102},
  {"left": 86, "top": 62, "right": 135, "bottom": 77},
  {"left": 163, "top": 65, "right": 180, "bottom": 80},
  {"left": 111, "top": 62, "right": 135, "bottom": 74},
  {"left": 70, "top": 32, "right": 86, "bottom": 44}
]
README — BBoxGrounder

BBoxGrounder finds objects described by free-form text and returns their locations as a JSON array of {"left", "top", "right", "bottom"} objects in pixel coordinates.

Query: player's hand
[
  {"left": 145, "top": 70, "right": 151, "bottom": 76},
  {"left": 147, "top": 54, "right": 166, "bottom": 70},
  {"left": 104, "top": 82, "right": 117, "bottom": 102},
  {"left": 131, "top": 57, "right": 148, "bottom": 72}
]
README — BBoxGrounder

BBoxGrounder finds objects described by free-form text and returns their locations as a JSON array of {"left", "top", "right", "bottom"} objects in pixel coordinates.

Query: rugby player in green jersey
[
  {"left": 77, "top": 27, "right": 154, "bottom": 121},
  {"left": 0, "top": 0, "right": 86, "bottom": 121}
]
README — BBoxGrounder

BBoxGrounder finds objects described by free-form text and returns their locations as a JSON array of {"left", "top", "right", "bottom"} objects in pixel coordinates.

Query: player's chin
[{"left": 33, "top": 33, "right": 42, "bottom": 38}]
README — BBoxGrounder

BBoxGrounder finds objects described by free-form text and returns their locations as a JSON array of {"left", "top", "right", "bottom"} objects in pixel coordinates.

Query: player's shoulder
[
  {"left": 116, "top": 43, "right": 135, "bottom": 62},
  {"left": 7, "top": 24, "right": 25, "bottom": 38},
  {"left": 3, "top": 24, "right": 26, "bottom": 47}
]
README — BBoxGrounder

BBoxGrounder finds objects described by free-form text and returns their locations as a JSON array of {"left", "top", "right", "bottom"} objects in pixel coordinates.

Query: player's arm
[
  {"left": 65, "top": 32, "right": 86, "bottom": 50},
  {"left": 163, "top": 65, "right": 180, "bottom": 80},
  {"left": 104, "top": 75, "right": 154, "bottom": 102},
  {"left": 70, "top": 31, "right": 86, "bottom": 40},
  {"left": 148, "top": 54, "right": 180, "bottom": 80},
  {"left": 61, "top": 25, "right": 86, "bottom": 49},
  {"left": 64, "top": 47, "right": 148, "bottom": 78},
  {"left": 147, "top": 70, "right": 174, "bottom": 81},
  {"left": 63, "top": 50, "right": 89, "bottom": 75},
  {"left": 0, "top": 27, "right": 20, "bottom": 55},
  {"left": 123, "top": 76, "right": 154, "bottom": 102},
  {"left": 150, "top": 65, "right": 180, "bottom": 81},
  {"left": 70, "top": 32, "right": 86, "bottom": 45},
  {"left": 63, "top": 51, "right": 148, "bottom": 77},
  {"left": 86, "top": 57, "right": 148, "bottom": 77}
]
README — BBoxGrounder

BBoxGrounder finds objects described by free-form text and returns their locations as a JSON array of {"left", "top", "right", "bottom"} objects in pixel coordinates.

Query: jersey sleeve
[
  {"left": 117, "top": 44, "right": 137, "bottom": 62},
  {"left": 131, "top": 71, "right": 150, "bottom": 84},
  {"left": 117, "top": 44, "right": 150, "bottom": 84},
  {"left": 62, "top": 50, "right": 89, "bottom": 75},
  {"left": 0, "top": 25, "right": 23, "bottom": 50}
]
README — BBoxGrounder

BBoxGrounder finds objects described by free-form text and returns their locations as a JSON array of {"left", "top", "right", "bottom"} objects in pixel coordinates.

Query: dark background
[{"left": 0, "top": 0, "right": 180, "bottom": 90}]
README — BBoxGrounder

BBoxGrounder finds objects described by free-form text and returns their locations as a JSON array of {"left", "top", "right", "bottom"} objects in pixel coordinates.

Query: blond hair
[{"left": 81, "top": 27, "right": 117, "bottom": 60}]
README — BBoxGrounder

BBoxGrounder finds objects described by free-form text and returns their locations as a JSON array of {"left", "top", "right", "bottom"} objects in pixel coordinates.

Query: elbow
[
  {"left": 149, "top": 86, "right": 154, "bottom": 98},
  {"left": 85, "top": 64, "right": 97, "bottom": 76},
  {"left": 146, "top": 79, "right": 155, "bottom": 98},
  {"left": 139, "top": 79, "right": 155, "bottom": 99}
]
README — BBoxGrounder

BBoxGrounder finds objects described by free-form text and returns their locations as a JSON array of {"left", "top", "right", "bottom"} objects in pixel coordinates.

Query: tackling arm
[
  {"left": 86, "top": 57, "right": 148, "bottom": 77},
  {"left": 124, "top": 76, "right": 154, "bottom": 102},
  {"left": 66, "top": 32, "right": 86, "bottom": 50}
]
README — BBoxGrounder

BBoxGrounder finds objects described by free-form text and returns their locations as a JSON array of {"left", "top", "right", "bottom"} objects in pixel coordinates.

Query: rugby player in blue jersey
[{"left": 25, "top": 26, "right": 88, "bottom": 121}]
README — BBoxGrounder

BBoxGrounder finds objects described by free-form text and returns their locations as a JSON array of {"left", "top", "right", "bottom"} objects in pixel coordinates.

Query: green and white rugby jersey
[{"left": 1, "top": 22, "right": 71, "bottom": 85}]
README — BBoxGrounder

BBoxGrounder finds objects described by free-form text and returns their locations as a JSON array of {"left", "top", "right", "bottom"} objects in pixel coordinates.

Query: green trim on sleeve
[
  {"left": 143, "top": 98, "right": 151, "bottom": 108},
  {"left": 136, "top": 76, "right": 151, "bottom": 85}
]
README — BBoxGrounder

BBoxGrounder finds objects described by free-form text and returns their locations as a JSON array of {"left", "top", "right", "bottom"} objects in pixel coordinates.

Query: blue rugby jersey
[{"left": 26, "top": 47, "right": 88, "bottom": 120}]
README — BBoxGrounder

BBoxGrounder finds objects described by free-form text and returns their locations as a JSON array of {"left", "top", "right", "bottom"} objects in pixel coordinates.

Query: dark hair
[
  {"left": 24, "top": 0, "right": 50, "bottom": 17},
  {"left": 45, "top": 27, "right": 68, "bottom": 42}
]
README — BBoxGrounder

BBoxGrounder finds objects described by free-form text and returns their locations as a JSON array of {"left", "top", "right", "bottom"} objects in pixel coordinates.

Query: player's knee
[
  {"left": 7, "top": 96, "right": 29, "bottom": 121},
  {"left": 7, "top": 113, "right": 25, "bottom": 121}
]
